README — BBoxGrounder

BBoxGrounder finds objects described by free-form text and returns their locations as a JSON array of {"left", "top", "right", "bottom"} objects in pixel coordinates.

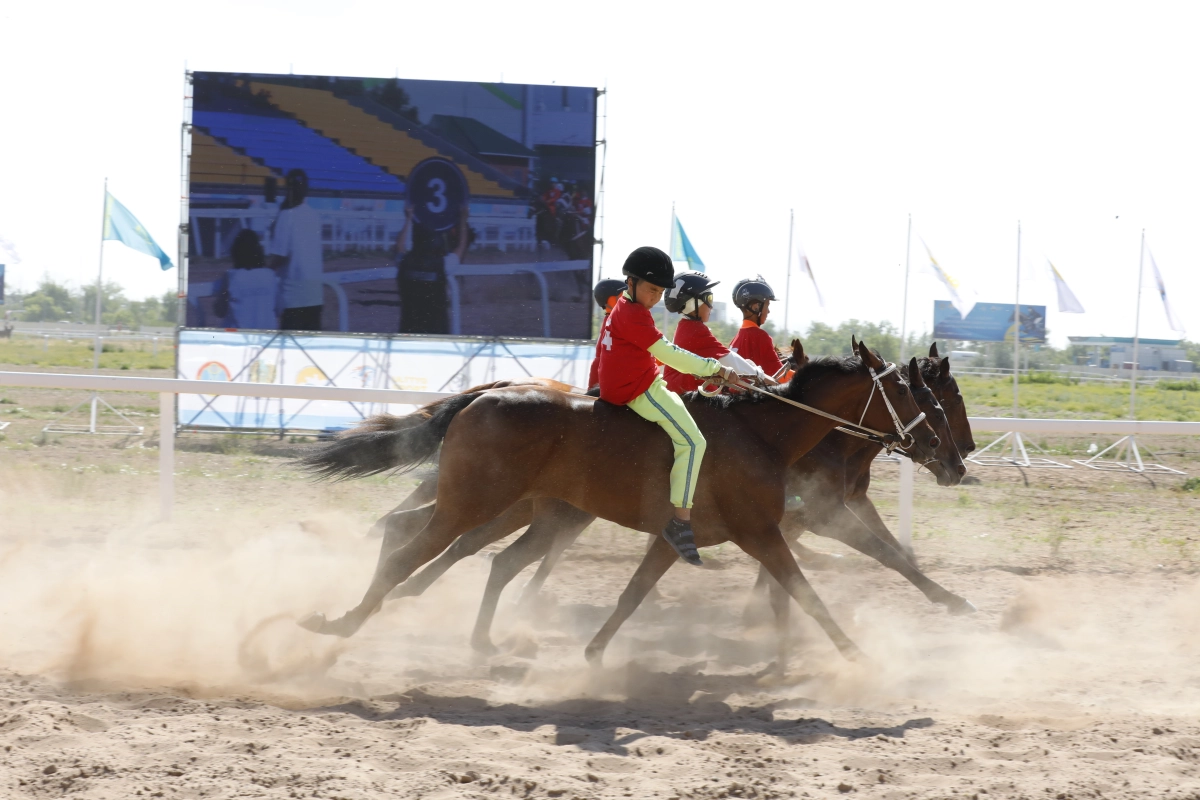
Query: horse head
[
  {"left": 854, "top": 339, "right": 942, "bottom": 468},
  {"left": 906, "top": 355, "right": 965, "bottom": 486},
  {"left": 929, "top": 351, "right": 974, "bottom": 455}
]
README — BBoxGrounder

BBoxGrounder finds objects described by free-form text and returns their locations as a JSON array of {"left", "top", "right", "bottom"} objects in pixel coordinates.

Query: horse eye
[{"left": 897, "top": 385, "right": 907, "bottom": 396}]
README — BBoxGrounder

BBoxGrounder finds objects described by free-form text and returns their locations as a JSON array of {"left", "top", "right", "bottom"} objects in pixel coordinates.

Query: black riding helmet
[
  {"left": 665, "top": 270, "right": 721, "bottom": 316},
  {"left": 621, "top": 246, "right": 675, "bottom": 289},
  {"left": 593, "top": 278, "right": 627, "bottom": 311},
  {"left": 732, "top": 276, "right": 776, "bottom": 324}
]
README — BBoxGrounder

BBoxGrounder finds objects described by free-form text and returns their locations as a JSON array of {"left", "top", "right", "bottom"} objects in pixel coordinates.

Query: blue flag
[
  {"left": 670, "top": 214, "right": 706, "bottom": 273},
  {"left": 103, "top": 192, "right": 174, "bottom": 270}
]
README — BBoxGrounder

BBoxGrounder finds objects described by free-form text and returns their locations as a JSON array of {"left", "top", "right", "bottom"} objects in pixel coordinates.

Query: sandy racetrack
[{"left": 3, "top": 390, "right": 1200, "bottom": 799}]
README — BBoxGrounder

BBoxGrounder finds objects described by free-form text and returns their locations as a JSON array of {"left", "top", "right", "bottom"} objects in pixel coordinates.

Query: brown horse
[
  {"left": 299, "top": 340, "right": 941, "bottom": 660},
  {"left": 582, "top": 347, "right": 977, "bottom": 667},
  {"left": 369, "top": 349, "right": 973, "bottom": 657}
]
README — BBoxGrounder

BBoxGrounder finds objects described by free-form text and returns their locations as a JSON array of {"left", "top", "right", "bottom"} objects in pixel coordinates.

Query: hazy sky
[{"left": 1, "top": 1, "right": 1197, "bottom": 346}]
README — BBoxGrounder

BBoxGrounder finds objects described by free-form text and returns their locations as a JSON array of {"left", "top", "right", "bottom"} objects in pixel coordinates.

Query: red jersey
[
  {"left": 597, "top": 295, "right": 664, "bottom": 405},
  {"left": 664, "top": 318, "right": 730, "bottom": 394},
  {"left": 729, "top": 320, "right": 783, "bottom": 376},
  {"left": 588, "top": 333, "right": 603, "bottom": 389}
]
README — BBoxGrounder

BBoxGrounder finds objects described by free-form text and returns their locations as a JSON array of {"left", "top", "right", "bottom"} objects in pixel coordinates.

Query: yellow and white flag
[
  {"left": 1046, "top": 260, "right": 1085, "bottom": 313},
  {"left": 1148, "top": 248, "right": 1185, "bottom": 334},
  {"left": 920, "top": 238, "right": 975, "bottom": 318},
  {"left": 796, "top": 241, "right": 824, "bottom": 307}
]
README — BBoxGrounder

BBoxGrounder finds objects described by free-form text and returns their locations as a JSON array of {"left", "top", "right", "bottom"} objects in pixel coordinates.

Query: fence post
[
  {"left": 159, "top": 392, "right": 174, "bottom": 520},
  {"left": 898, "top": 457, "right": 914, "bottom": 551}
]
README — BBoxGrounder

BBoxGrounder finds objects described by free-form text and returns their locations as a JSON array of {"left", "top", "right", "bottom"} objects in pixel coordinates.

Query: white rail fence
[{"left": 2, "top": 371, "right": 1197, "bottom": 546}]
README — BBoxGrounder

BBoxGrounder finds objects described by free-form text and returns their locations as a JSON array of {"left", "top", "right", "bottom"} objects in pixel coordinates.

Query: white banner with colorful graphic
[{"left": 177, "top": 330, "right": 593, "bottom": 431}]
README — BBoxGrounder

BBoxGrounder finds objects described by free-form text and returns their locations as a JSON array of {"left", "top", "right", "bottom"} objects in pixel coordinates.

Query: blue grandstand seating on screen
[{"left": 192, "top": 111, "right": 405, "bottom": 194}]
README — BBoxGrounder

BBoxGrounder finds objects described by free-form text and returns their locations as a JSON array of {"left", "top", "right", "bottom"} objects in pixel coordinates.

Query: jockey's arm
[{"left": 647, "top": 339, "right": 723, "bottom": 379}]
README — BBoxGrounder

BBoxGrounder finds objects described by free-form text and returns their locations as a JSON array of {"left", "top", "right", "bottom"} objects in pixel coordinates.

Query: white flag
[
  {"left": 1148, "top": 249, "right": 1185, "bottom": 333},
  {"left": 1046, "top": 260, "right": 1085, "bottom": 313},
  {"left": 920, "top": 238, "right": 976, "bottom": 318},
  {"left": 796, "top": 241, "right": 824, "bottom": 307}
]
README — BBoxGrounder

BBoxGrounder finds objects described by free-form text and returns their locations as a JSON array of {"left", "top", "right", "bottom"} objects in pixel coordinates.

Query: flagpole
[
  {"left": 784, "top": 209, "right": 794, "bottom": 334},
  {"left": 900, "top": 214, "right": 911, "bottom": 363},
  {"left": 1130, "top": 228, "right": 1145, "bottom": 420},
  {"left": 90, "top": 179, "right": 107, "bottom": 433},
  {"left": 1012, "top": 221, "right": 1021, "bottom": 456}
]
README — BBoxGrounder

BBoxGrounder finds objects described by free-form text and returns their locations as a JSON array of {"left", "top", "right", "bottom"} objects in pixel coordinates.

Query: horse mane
[{"left": 687, "top": 354, "right": 863, "bottom": 410}]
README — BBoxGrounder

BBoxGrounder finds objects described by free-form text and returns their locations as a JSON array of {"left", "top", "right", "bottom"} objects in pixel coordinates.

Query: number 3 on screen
[{"left": 426, "top": 178, "right": 448, "bottom": 214}]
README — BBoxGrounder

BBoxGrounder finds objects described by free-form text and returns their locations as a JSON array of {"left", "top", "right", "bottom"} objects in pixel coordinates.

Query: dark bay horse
[
  {"left": 367, "top": 350, "right": 973, "bottom": 657},
  {"left": 582, "top": 349, "right": 978, "bottom": 667},
  {"left": 299, "top": 341, "right": 941, "bottom": 660}
]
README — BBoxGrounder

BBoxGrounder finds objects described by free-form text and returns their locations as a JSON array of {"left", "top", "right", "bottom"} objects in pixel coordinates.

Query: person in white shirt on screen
[
  {"left": 212, "top": 229, "right": 280, "bottom": 330},
  {"left": 268, "top": 169, "right": 324, "bottom": 331}
]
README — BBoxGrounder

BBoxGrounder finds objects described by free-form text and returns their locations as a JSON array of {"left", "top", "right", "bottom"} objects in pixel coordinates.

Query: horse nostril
[
  {"left": 957, "top": 463, "right": 966, "bottom": 476},
  {"left": 929, "top": 437, "right": 940, "bottom": 449}
]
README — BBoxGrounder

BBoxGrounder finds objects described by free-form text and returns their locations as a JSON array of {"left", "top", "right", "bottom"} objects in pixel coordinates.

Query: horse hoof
[
  {"left": 948, "top": 598, "right": 978, "bottom": 616},
  {"left": 297, "top": 612, "right": 328, "bottom": 633},
  {"left": 584, "top": 645, "right": 605, "bottom": 667}
]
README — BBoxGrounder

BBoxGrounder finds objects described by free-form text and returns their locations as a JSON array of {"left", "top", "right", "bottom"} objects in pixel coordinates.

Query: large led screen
[{"left": 186, "top": 72, "right": 597, "bottom": 339}]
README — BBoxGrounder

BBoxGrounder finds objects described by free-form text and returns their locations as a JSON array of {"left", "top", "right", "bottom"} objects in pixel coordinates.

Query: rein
[{"left": 708, "top": 362, "right": 927, "bottom": 455}]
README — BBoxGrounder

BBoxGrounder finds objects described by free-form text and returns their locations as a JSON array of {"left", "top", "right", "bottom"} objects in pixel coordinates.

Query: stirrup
[{"left": 662, "top": 518, "right": 703, "bottom": 567}]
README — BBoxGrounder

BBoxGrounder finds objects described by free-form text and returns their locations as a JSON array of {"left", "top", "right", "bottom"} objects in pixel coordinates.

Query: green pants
[{"left": 628, "top": 377, "right": 707, "bottom": 509}]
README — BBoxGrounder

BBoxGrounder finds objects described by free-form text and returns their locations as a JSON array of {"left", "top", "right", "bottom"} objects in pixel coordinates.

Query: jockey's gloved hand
[
  {"left": 754, "top": 366, "right": 777, "bottom": 386},
  {"left": 716, "top": 365, "right": 740, "bottom": 385}
]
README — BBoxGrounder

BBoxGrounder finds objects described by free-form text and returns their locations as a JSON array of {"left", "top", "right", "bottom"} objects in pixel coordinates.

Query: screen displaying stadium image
[
  {"left": 933, "top": 300, "right": 1047, "bottom": 343},
  {"left": 185, "top": 71, "right": 597, "bottom": 339}
]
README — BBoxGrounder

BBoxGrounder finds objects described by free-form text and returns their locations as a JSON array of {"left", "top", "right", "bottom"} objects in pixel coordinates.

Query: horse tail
[{"left": 299, "top": 391, "right": 484, "bottom": 481}]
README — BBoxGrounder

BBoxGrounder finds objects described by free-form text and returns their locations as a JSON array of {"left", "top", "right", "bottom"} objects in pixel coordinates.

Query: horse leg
[
  {"left": 584, "top": 536, "right": 679, "bottom": 666},
  {"left": 471, "top": 502, "right": 595, "bottom": 654},
  {"left": 767, "top": 570, "right": 791, "bottom": 675},
  {"left": 300, "top": 496, "right": 520, "bottom": 638},
  {"left": 846, "top": 494, "right": 917, "bottom": 563},
  {"left": 386, "top": 500, "right": 534, "bottom": 601},
  {"left": 367, "top": 476, "right": 440, "bottom": 538},
  {"left": 733, "top": 524, "right": 863, "bottom": 661},
  {"left": 372, "top": 506, "right": 435, "bottom": 577},
  {"left": 815, "top": 500, "right": 975, "bottom": 614},
  {"left": 515, "top": 524, "right": 588, "bottom": 609}
]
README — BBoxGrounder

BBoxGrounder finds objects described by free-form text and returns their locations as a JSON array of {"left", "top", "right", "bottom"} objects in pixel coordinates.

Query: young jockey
[
  {"left": 599, "top": 247, "right": 738, "bottom": 566},
  {"left": 729, "top": 276, "right": 794, "bottom": 383},
  {"left": 663, "top": 270, "right": 772, "bottom": 394},
  {"left": 588, "top": 278, "right": 627, "bottom": 394}
]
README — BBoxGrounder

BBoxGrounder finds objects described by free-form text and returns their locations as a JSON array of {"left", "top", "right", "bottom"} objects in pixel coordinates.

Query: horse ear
[
  {"left": 940, "top": 356, "right": 951, "bottom": 378},
  {"left": 851, "top": 334, "right": 858, "bottom": 351},
  {"left": 908, "top": 357, "right": 925, "bottom": 387},
  {"left": 929, "top": 341, "right": 939, "bottom": 358},
  {"left": 856, "top": 339, "right": 883, "bottom": 369},
  {"left": 792, "top": 339, "right": 808, "bottom": 366}
]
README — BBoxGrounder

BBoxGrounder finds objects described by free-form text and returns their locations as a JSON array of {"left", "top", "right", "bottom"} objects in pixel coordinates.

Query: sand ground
[{"left": 3, "top": 373, "right": 1200, "bottom": 799}]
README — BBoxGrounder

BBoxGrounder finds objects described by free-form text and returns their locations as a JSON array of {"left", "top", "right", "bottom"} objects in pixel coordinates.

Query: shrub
[{"left": 1158, "top": 379, "right": 1200, "bottom": 392}]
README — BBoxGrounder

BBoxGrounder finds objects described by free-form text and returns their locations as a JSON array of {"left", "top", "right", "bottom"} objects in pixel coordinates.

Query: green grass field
[
  {"left": 0, "top": 337, "right": 173, "bottom": 371},
  {"left": 957, "top": 374, "right": 1200, "bottom": 420},
  {"left": 2, "top": 338, "right": 1198, "bottom": 421}
]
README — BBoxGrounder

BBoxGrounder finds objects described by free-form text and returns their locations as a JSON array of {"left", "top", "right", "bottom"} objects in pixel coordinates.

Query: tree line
[{"left": 6, "top": 278, "right": 177, "bottom": 329}]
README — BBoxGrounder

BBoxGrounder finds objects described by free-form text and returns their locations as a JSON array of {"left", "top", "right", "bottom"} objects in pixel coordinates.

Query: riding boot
[{"left": 662, "top": 517, "right": 703, "bottom": 567}]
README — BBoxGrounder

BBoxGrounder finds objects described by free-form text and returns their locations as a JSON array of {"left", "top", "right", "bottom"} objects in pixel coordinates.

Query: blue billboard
[{"left": 933, "top": 301, "right": 1046, "bottom": 343}]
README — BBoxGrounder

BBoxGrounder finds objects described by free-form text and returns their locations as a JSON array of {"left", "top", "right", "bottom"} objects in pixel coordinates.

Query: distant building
[{"left": 1067, "top": 336, "right": 1192, "bottom": 372}]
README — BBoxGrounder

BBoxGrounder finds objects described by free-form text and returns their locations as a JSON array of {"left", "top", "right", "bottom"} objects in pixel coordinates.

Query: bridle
[{"left": 702, "top": 361, "right": 928, "bottom": 455}]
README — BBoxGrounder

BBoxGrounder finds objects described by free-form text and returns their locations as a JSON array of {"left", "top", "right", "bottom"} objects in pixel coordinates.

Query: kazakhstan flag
[
  {"left": 669, "top": 214, "right": 706, "bottom": 273},
  {"left": 103, "top": 192, "right": 174, "bottom": 270}
]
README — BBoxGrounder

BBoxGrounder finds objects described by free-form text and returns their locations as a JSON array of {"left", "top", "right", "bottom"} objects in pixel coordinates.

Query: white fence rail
[{"left": 1, "top": 371, "right": 1196, "bottom": 543}]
